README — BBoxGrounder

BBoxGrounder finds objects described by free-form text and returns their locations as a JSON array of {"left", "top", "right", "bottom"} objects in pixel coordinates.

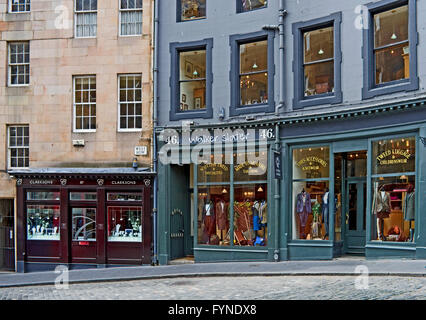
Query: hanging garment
[
  {"left": 203, "top": 202, "right": 216, "bottom": 237},
  {"left": 373, "top": 190, "right": 391, "bottom": 219},
  {"left": 215, "top": 200, "right": 228, "bottom": 231},
  {"left": 403, "top": 192, "right": 415, "bottom": 221},
  {"left": 296, "top": 192, "right": 311, "bottom": 239},
  {"left": 311, "top": 202, "right": 322, "bottom": 239},
  {"left": 259, "top": 201, "right": 267, "bottom": 224}
]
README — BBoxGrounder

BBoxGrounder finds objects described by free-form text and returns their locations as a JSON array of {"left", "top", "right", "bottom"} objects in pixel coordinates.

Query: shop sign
[
  {"left": 376, "top": 149, "right": 411, "bottom": 165},
  {"left": 234, "top": 161, "right": 267, "bottom": 175},
  {"left": 111, "top": 181, "right": 137, "bottom": 185},
  {"left": 274, "top": 151, "right": 282, "bottom": 179},
  {"left": 296, "top": 157, "right": 328, "bottom": 171},
  {"left": 199, "top": 164, "right": 229, "bottom": 176},
  {"left": 29, "top": 180, "right": 55, "bottom": 185}
]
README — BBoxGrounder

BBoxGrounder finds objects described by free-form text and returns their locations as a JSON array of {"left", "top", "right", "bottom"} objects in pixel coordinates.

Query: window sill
[
  {"left": 178, "top": 17, "right": 206, "bottom": 23},
  {"left": 170, "top": 109, "right": 212, "bottom": 121},
  {"left": 362, "top": 78, "right": 419, "bottom": 100},
  {"left": 117, "top": 129, "right": 143, "bottom": 133},
  {"left": 8, "top": 84, "right": 30, "bottom": 88},
  {"left": 293, "top": 92, "right": 342, "bottom": 110},
  {"left": 73, "top": 130, "right": 96, "bottom": 133},
  {"left": 230, "top": 102, "right": 275, "bottom": 116}
]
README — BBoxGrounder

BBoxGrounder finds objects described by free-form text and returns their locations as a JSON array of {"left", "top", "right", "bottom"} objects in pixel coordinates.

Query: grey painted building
[{"left": 155, "top": 0, "right": 426, "bottom": 265}]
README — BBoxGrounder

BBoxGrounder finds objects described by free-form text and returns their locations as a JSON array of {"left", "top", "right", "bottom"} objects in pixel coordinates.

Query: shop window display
[
  {"left": 372, "top": 136, "right": 416, "bottom": 242},
  {"left": 198, "top": 185, "right": 230, "bottom": 246},
  {"left": 234, "top": 184, "right": 267, "bottom": 246},
  {"left": 27, "top": 191, "right": 60, "bottom": 201},
  {"left": 107, "top": 192, "right": 142, "bottom": 201},
  {"left": 180, "top": 0, "right": 206, "bottom": 21},
  {"left": 27, "top": 205, "right": 60, "bottom": 240},
  {"left": 374, "top": 5, "right": 409, "bottom": 85},
  {"left": 72, "top": 208, "right": 96, "bottom": 241},
  {"left": 108, "top": 207, "right": 142, "bottom": 242},
  {"left": 70, "top": 192, "right": 97, "bottom": 201},
  {"left": 292, "top": 147, "right": 332, "bottom": 240}
]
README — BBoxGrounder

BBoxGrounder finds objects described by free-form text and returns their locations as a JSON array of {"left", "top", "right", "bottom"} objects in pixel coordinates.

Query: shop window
[
  {"left": 292, "top": 13, "right": 342, "bottom": 109},
  {"left": 178, "top": 0, "right": 206, "bottom": 22},
  {"left": 118, "top": 74, "right": 143, "bottom": 131},
  {"left": 292, "top": 147, "right": 330, "bottom": 180},
  {"left": 234, "top": 184, "right": 267, "bottom": 246},
  {"left": 371, "top": 137, "right": 416, "bottom": 242},
  {"left": 119, "top": 0, "right": 143, "bottom": 36},
  {"left": 8, "top": 42, "right": 30, "bottom": 86},
  {"left": 107, "top": 192, "right": 142, "bottom": 201},
  {"left": 292, "top": 146, "right": 331, "bottom": 240},
  {"left": 237, "top": 0, "right": 267, "bottom": 13},
  {"left": 108, "top": 207, "right": 142, "bottom": 242},
  {"left": 70, "top": 192, "right": 97, "bottom": 201},
  {"left": 9, "top": 0, "right": 30, "bottom": 13},
  {"left": 7, "top": 125, "right": 29, "bottom": 169},
  {"left": 362, "top": 0, "right": 418, "bottom": 99},
  {"left": 27, "top": 191, "right": 60, "bottom": 201},
  {"left": 347, "top": 152, "right": 367, "bottom": 177},
  {"left": 73, "top": 76, "right": 96, "bottom": 132},
  {"left": 230, "top": 31, "right": 274, "bottom": 116},
  {"left": 233, "top": 152, "right": 267, "bottom": 182},
  {"left": 75, "top": 0, "right": 97, "bottom": 38},
  {"left": 72, "top": 208, "right": 96, "bottom": 241},
  {"left": 198, "top": 185, "right": 231, "bottom": 246},
  {"left": 170, "top": 39, "right": 213, "bottom": 120},
  {"left": 27, "top": 205, "right": 60, "bottom": 241}
]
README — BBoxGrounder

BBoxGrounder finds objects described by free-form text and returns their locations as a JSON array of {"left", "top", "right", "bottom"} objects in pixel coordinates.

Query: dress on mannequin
[
  {"left": 372, "top": 187, "right": 391, "bottom": 240},
  {"left": 296, "top": 190, "right": 311, "bottom": 239}
]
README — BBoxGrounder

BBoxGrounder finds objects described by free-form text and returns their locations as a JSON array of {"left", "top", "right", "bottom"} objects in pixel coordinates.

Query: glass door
[
  {"left": 344, "top": 180, "right": 367, "bottom": 254},
  {"left": 0, "top": 200, "right": 15, "bottom": 271}
]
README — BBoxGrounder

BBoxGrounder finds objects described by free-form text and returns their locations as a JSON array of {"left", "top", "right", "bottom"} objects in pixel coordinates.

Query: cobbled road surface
[{"left": 0, "top": 276, "right": 425, "bottom": 300}]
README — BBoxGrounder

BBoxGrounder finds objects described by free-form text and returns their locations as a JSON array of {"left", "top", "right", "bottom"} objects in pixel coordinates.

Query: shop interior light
[
  {"left": 318, "top": 48, "right": 324, "bottom": 55},
  {"left": 257, "top": 186, "right": 264, "bottom": 192}
]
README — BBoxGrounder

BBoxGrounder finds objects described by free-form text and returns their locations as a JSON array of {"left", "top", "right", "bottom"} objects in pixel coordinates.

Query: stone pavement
[{"left": 0, "top": 257, "right": 425, "bottom": 288}]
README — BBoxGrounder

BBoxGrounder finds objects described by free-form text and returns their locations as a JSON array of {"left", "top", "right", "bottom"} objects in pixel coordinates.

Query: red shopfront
[{"left": 14, "top": 171, "right": 153, "bottom": 272}]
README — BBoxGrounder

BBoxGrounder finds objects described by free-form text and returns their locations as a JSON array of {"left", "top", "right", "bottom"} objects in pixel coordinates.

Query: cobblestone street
[{"left": 0, "top": 276, "right": 424, "bottom": 300}]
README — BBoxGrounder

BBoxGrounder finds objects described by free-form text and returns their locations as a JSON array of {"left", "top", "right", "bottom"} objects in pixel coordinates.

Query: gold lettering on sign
[
  {"left": 376, "top": 149, "right": 411, "bottom": 165},
  {"left": 199, "top": 164, "right": 229, "bottom": 176},
  {"left": 297, "top": 157, "right": 328, "bottom": 171}
]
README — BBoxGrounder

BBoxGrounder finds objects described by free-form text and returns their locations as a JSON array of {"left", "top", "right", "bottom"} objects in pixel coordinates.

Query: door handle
[{"left": 345, "top": 212, "right": 349, "bottom": 225}]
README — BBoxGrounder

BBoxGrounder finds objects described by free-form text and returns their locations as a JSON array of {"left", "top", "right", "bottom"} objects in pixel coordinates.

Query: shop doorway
[
  {"left": 70, "top": 206, "right": 97, "bottom": 265},
  {"left": 0, "top": 200, "right": 15, "bottom": 271},
  {"left": 169, "top": 165, "right": 193, "bottom": 261},
  {"left": 342, "top": 151, "right": 367, "bottom": 255}
]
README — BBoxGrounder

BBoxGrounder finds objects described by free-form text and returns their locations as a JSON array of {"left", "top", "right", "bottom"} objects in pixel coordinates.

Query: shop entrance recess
[
  {"left": 341, "top": 151, "right": 368, "bottom": 255},
  {"left": 0, "top": 200, "right": 15, "bottom": 271}
]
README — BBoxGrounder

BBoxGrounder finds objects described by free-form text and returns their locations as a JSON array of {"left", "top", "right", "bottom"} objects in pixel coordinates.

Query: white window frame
[
  {"left": 8, "top": 0, "right": 31, "bottom": 13},
  {"left": 119, "top": 0, "right": 143, "bottom": 37},
  {"left": 74, "top": 0, "right": 98, "bottom": 39},
  {"left": 117, "top": 74, "right": 143, "bottom": 132},
  {"left": 7, "top": 125, "right": 29, "bottom": 170},
  {"left": 8, "top": 42, "right": 30, "bottom": 87},
  {"left": 73, "top": 75, "right": 97, "bottom": 133}
]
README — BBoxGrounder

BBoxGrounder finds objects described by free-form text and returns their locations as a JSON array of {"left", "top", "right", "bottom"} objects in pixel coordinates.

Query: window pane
[
  {"left": 375, "top": 44, "right": 409, "bottom": 85},
  {"left": 374, "top": 5, "right": 408, "bottom": 48},
  {"left": 197, "top": 185, "right": 230, "bottom": 246},
  {"left": 27, "top": 205, "right": 60, "bottom": 241},
  {"left": 292, "top": 181, "right": 330, "bottom": 240},
  {"left": 240, "top": 72, "right": 268, "bottom": 106},
  {"left": 240, "top": 40, "right": 267, "bottom": 74},
  {"left": 180, "top": 50, "right": 206, "bottom": 81},
  {"left": 197, "top": 163, "right": 230, "bottom": 184},
  {"left": 304, "top": 26, "right": 334, "bottom": 63},
  {"left": 181, "top": 0, "right": 206, "bottom": 21},
  {"left": 107, "top": 193, "right": 142, "bottom": 201},
  {"left": 108, "top": 207, "right": 142, "bottom": 242},
  {"left": 371, "top": 176, "right": 415, "bottom": 242},
  {"left": 240, "top": 0, "right": 267, "bottom": 12},
  {"left": 304, "top": 60, "right": 334, "bottom": 96},
  {"left": 293, "top": 147, "right": 330, "bottom": 180},
  {"left": 179, "top": 80, "right": 206, "bottom": 110},
  {"left": 234, "top": 184, "right": 268, "bottom": 246},
  {"left": 27, "top": 191, "right": 60, "bottom": 201},
  {"left": 72, "top": 208, "right": 96, "bottom": 241},
  {"left": 70, "top": 192, "right": 97, "bottom": 201},
  {"left": 234, "top": 152, "right": 268, "bottom": 182},
  {"left": 346, "top": 151, "right": 367, "bottom": 177},
  {"left": 372, "top": 137, "right": 415, "bottom": 175}
]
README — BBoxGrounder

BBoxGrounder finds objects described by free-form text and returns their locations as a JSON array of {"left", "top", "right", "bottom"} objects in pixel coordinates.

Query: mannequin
[
  {"left": 296, "top": 188, "right": 311, "bottom": 239},
  {"left": 215, "top": 197, "right": 228, "bottom": 241},
  {"left": 311, "top": 196, "right": 322, "bottom": 239},
  {"left": 202, "top": 197, "right": 216, "bottom": 243},
  {"left": 373, "top": 185, "right": 391, "bottom": 240},
  {"left": 403, "top": 185, "right": 415, "bottom": 242},
  {"left": 321, "top": 188, "right": 330, "bottom": 239}
]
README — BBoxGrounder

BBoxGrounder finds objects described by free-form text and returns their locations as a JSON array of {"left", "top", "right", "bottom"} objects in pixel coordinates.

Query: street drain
[{"left": 170, "top": 280, "right": 194, "bottom": 286}]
